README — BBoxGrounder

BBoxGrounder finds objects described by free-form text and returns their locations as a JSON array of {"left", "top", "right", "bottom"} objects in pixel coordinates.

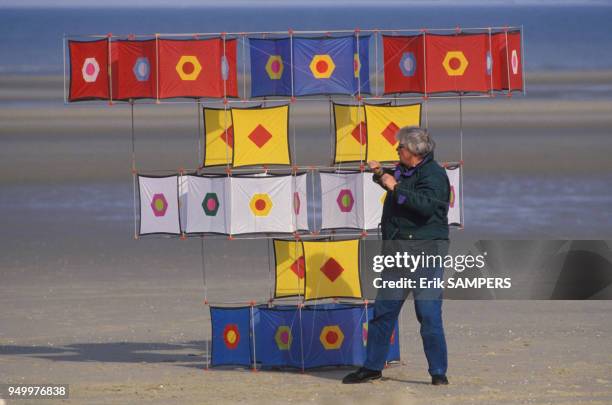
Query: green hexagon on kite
[{"left": 202, "top": 192, "right": 220, "bottom": 217}]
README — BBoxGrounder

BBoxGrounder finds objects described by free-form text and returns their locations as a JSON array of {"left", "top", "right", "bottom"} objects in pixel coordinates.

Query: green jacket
[{"left": 374, "top": 153, "right": 450, "bottom": 240}]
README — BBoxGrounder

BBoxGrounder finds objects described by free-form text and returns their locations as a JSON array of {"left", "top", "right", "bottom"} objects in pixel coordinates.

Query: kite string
[
  {"left": 299, "top": 305, "right": 305, "bottom": 372},
  {"left": 459, "top": 93, "right": 463, "bottom": 163},
  {"left": 328, "top": 97, "right": 335, "bottom": 168},
  {"left": 201, "top": 236, "right": 208, "bottom": 303},
  {"left": 356, "top": 32, "right": 365, "bottom": 167},
  {"left": 130, "top": 100, "right": 138, "bottom": 240},
  {"left": 459, "top": 94, "right": 465, "bottom": 227},
  {"left": 267, "top": 238, "right": 273, "bottom": 302},
  {"left": 291, "top": 97, "right": 298, "bottom": 231},
  {"left": 201, "top": 236, "right": 210, "bottom": 370},
  {"left": 250, "top": 304, "right": 257, "bottom": 371},
  {"left": 355, "top": 32, "right": 367, "bottom": 235},
  {"left": 424, "top": 97, "right": 429, "bottom": 129}
]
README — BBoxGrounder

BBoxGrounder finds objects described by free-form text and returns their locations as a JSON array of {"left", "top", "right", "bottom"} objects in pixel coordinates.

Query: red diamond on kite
[
  {"left": 351, "top": 121, "right": 367, "bottom": 145},
  {"left": 381, "top": 122, "right": 400, "bottom": 146},
  {"left": 223, "top": 324, "right": 240, "bottom": 350},
  {"left": 320, "top": 257, "right": 344, "bottom": 282},
  {"left": 290, "top": 255, "right": 305, "bottom": 279},
  {"left": 220, "top": 125, "right": 233, "bottom": 148},
  {"left": 248, "top": 124, "right": 273, "bottom": 148}
]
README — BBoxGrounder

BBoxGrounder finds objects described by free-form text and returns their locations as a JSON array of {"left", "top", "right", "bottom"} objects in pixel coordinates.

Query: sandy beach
[{"left": 1, "top": 70, "right": 612, "bottom": 404}]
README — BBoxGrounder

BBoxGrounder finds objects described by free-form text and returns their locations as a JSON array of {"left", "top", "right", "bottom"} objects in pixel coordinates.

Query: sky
[{"left": 1, "top": 0, "right": 611, "bottom": 7}]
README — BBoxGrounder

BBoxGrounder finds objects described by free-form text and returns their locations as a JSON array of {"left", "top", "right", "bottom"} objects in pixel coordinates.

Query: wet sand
[{"left": 1, "top": 71, "right": 612, "bottom": 404}]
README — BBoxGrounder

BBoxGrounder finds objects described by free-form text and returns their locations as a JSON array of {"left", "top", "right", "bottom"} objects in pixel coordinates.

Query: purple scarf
[
  {"left": 393, "top": 153, "right": 432, "bottom": 205},
  {"left": 393, "top": 153, "right": 432, "bottom": 181}
]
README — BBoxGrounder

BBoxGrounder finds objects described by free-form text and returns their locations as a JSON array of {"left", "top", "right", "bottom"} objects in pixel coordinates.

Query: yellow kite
[
  {"left": 231, "top": 105, "right": 291, "bottom": 167},
  {"left": 203, "top": 107, "right": 234, "bottom": 167},
  {"left": 303, "top": 239, "right": 361, "bottom": 300},
  {"left": 333, "top": 103, "right": 367, "bottom": 164},
  {"left": 364, "top": 104, "right": 421, "bottom": 162},
  {"left": 274, "top": 239, "right": 305, "bottom": 298}
]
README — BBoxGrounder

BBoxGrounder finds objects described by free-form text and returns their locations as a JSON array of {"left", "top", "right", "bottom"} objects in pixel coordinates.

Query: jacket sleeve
[{"left": 393, "top": 171, "right": 447, "bottom": 218}]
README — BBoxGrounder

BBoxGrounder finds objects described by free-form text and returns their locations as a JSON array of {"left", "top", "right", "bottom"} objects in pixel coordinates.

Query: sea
[{"left": 1, "top": 4, "right": 612, "bottom": 74}]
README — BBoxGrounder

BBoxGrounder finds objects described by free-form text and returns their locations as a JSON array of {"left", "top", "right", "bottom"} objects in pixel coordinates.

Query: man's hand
[
  {"left": 381, "top": 173, "right": 397, "bottom": 191},
  {"left": 368, "top": 160, "right": 383, "bottom": 176}
]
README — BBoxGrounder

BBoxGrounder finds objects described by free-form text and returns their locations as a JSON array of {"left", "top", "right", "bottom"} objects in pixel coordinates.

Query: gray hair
[{"left": 396, "top": 126, "right": 435, "bottom": 157}]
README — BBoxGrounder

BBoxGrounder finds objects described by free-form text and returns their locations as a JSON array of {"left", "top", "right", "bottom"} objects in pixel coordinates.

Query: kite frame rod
[
  {"left": 137, "top": 231, "right": 377, "bottom": 241},
  {"left": 132, "top": 225, "right": 463, "bottom": 241},
  {"left": 74, "top": 93, "right": 498, "bottom": 107},
  {"left": 138, "top": 160, "right": 461, "bottom": 175},
  {"left": 62, "top": 35, "right": 67, "bottom": 104},
  {"left": 204, "top": 297, "right": 369, "bottom": 307},
  {"left": 62, "top": 26, "right": 522, "bottom": 39}
]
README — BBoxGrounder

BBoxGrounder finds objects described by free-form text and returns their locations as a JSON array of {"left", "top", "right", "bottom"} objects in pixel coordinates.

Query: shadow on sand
[{"left": 0, "top": 341, "right": 430, "bottom": 384}]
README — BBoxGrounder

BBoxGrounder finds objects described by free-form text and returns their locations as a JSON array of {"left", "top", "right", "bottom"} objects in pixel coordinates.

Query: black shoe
[
  {"left": 342, "top": 367, "right": 382, "bottom": 384},
  {"left": 431, "top": 374, "right": 449, "bottom": 385}
]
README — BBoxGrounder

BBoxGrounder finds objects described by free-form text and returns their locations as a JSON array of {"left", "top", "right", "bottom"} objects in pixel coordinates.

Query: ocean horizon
[{"left": 1, "top": 4, "right": 612, "bottom": 74}]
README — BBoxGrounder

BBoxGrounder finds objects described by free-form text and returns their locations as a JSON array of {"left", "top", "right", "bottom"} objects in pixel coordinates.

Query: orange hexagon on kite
[
  {"left": 176, "top": 55, "right": 202, "bottom": 81},
  {"left": 249, "top": 193, "right": 273, "bottom": 217},
  {"left": 353, "top": 53, "right": 360, "bottom": 78},
  {"left": 442, "top": 51, "right": 468, "bottom": 76},
  {"left": 265, "top": 55, "right": 284, "bottom": 80},
  {"left": 223, "top": 324, "right": 240, "bottom": 349},
  {"left": 274, "top": 325, "right": 292, "bottom": 350},
  {"left": 320, "top": 325, "right": 344, "bottom": 350},
  {"left": 309, "top": 54, "right": 335, "bottom": 79}
]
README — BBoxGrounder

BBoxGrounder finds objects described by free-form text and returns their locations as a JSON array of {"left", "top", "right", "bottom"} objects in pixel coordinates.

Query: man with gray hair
[{"left": 343, "top": 126, "right": 451, "bottom": 385}]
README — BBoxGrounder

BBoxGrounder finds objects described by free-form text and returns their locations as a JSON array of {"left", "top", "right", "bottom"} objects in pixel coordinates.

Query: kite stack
[{"left": 65, "top": 27, "right": 523, "bottom": 370}]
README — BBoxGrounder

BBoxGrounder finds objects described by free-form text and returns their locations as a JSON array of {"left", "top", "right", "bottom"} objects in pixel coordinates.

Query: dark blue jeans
[{"left": 364, "top": 266, "right": 448, "bottom": 376}]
